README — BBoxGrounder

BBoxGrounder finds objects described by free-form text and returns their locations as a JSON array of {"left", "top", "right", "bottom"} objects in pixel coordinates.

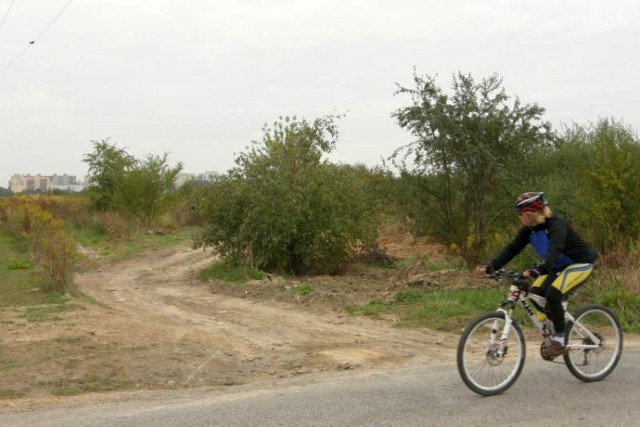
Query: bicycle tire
[
  {"left": 564, "top": 304, "right": 623, "bottom": 382},
  {"left": 457, "top": 311, "right": 526, "bottom": 396}
]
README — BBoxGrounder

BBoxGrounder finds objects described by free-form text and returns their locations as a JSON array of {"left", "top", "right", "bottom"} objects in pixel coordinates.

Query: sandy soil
[{"left": 0, "top": 243, "right": 459, "bottom": 410}]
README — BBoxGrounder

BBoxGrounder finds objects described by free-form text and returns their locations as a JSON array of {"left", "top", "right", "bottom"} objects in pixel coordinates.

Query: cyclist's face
[{"left": 518, "top": 210, "right": 537, "bottom": 226}]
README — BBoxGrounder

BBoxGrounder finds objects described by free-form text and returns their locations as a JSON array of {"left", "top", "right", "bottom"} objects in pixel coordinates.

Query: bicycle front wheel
[
  {"left": 564, "top": 304, "right": 623, "bottom": 382},
  {"left": 457, "top": 311, "right": 526, "bottom": 396}
]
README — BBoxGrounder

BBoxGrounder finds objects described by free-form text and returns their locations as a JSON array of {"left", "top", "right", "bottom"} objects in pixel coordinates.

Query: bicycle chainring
[{"left": 540, "top": 342, "right": 555, "bottom": 361}]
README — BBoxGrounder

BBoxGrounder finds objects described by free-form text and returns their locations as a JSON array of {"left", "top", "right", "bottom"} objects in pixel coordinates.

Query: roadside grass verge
[
  {"left": 347, "top": 269, "right": 640, "bottom": 334},
  {"left": 347, "top": 287, "right": 508, "bottom": 332},
  {"left": 47, "top": 376, "right": 134, "bottom": 397}
]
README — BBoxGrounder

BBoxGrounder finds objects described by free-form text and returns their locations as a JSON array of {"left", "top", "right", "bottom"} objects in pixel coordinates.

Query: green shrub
[
  {"left": 195, "top": 116, "right": 378, "bottom": 275},
  {"left": 595, "top": 284, "right": 640, "bottom": 333}
]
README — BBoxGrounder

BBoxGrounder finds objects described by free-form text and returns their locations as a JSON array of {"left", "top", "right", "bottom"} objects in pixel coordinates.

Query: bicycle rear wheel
[
  {"left": 564, "top": 304, "right": 623, "bottom": 382},
  {"left": 457, "top": 311, "right": 526, "bottom": 396}
]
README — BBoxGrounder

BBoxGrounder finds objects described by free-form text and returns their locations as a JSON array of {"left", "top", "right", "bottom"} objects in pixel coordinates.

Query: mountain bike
[{"left": 456, "top": 269, "right": 623, "bottom": 396}]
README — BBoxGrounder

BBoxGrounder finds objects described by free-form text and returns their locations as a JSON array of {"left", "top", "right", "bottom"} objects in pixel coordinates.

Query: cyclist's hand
[{"left": 523, "top": 268, "right": 541, "bottom": 279}]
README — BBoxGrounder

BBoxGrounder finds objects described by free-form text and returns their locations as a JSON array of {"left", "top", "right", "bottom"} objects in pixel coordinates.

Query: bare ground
[
  {"left": 0, "top": 240, "right": 460, "bottom": 410},
  {"left": 2, "top": 239, "right": 637, "bottom": 411}
]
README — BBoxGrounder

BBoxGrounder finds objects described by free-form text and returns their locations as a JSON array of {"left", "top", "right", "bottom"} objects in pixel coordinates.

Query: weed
[
  {"left": 7, "top": 259, "right": 32, "bottom": 270},
  {"left": 201, "top": 262, "right": 264, "bottom": 283},
  {"left": 293, "top": 283, "right": 314, "bottom": 295},
  {"left": 346, "top": 299, "right": 391, "bottom": 318}
]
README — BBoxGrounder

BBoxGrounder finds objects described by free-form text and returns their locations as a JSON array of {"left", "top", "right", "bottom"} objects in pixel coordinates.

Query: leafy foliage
[
  {"left": 83, "top": 139, "right": 135, "bottom": 211},
  {"left": 83, "top": 140, "right": 183, "bottom": 226},
  {"left": 113, "top": 153, "right": 183, "bottom": 226},
  {"left": 391, "top": 71, "right": 553, "bottom": 266},
  {"left": 536, "top": 119, "right": 640, "bottom": 254},
  {"left": 195, "top": 116, "right": 379, "bottom": 275}
]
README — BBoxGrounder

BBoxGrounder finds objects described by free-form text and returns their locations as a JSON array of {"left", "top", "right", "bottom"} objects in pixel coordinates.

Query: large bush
[
  {"left": 194, "top": 116, "right": 378, "bottom": 275},
  {"left": 544, "top": 119, "right": 640, "bottom": 254}
]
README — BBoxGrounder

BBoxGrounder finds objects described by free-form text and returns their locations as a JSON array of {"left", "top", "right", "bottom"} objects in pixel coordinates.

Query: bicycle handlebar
[{"left": 488, "top": 269, "right": 530, "bottom": 290}]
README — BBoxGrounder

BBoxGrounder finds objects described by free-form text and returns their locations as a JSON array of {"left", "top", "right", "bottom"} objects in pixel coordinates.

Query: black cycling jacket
[{"left": 487, "top": 216, "right": 597, "bottom": 275}]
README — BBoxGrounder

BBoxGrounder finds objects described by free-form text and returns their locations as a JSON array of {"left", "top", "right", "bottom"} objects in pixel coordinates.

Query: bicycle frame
[{"left": 495, "top": 286, "right": 604, "bottom": 354}]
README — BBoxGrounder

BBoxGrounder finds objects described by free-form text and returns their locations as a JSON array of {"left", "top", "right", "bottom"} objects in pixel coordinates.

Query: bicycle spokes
[{"left": 564, "top": 305, "right": 622, "bottom": 381}]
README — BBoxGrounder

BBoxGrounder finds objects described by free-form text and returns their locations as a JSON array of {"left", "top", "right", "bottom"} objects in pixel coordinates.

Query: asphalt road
[{"left": 3, "top": 350, "right": 639, "bottom": 427}]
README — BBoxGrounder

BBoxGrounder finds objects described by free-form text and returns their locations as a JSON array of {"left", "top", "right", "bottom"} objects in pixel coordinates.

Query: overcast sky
[{"left": 1, "top": 0, "right": 639, "bottom": 187}]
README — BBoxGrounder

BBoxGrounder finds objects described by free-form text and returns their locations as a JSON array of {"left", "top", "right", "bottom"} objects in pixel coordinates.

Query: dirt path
[
  {"left": 77, "top": 246, "right": 458, "bottom": 377},
  {"left": 0, "top": 246, "right": 458, "bottom": 409}
]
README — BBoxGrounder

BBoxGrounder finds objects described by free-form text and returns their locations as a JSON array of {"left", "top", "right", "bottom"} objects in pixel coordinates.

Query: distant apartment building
[
  {"left": 197, "top": 171, "right": 220, "bottom": 182},
  {"left": 175, "top": 173, "right": 196, "bottom": 187},
  {"left": 8, "top": 174, "right": 85, "bottom": 193},
  {"left": 175, "top": 171, "right": 220, "bottom": 187}
]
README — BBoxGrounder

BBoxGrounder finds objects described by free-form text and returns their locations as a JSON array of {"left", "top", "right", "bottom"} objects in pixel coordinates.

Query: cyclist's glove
[{"left": 524, "top": 268, "right": 541, "bottom": 279}]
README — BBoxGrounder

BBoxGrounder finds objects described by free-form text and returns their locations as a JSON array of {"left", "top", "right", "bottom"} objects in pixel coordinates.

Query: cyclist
[{"left": 476, "top": 192, "right": 598, "bottom": 359}]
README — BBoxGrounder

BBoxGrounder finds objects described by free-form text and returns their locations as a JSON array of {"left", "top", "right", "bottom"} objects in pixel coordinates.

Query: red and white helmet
[{"left": 514, "top": 192, "right": 547, "bottom": 213}]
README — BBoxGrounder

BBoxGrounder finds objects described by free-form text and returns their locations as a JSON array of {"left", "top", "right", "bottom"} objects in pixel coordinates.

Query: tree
[
  {"left": 391, "top": 71, "right": 553, "bottom": 266},
  {"left": 195, "top": 116, "right": 378, "bottom": 275},
  {"left": 83, "top": 140, "right": 183, "bottom": 226},
  {"left": 113, "top": 153, "right": 183, "bottom": 226},
  {"left": 83, "top": 139, "right": 135, "bottom": 211}
]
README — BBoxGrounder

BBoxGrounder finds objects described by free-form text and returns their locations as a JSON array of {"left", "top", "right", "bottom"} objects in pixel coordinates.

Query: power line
[
  {"left": 0, "top": 0, "right": 18, "bottom": 31},
  {"left": 0, "top": 0, "right": 74, "bottom": 74},
  {"left": 32, "top": 0, "right": 74, "bottom": 43}
]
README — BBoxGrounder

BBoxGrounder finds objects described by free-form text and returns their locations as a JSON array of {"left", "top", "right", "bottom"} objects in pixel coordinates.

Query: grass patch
[
  {"left": 292, "top": 283, "right": 314, "bottom": 296},
  {"left": 48, "top": 376, "right": 133, "bottom": 396},
  {"left": 71, "top": 225, "right": 201, "bottom": 260},
  {"left": 394, "top": 256, "right": 464, "bottom": 272},
  {"left": 0, "top": 350, "right": 20, "bottom": 372},
  {"left": 346, "top": 299, "right": 391, "bottom": 318},
  {"left": 347, "top": 277, "right": 640, "bottom": 334},
  {"left": 201, "top": 262, "right": 264, "bottom": 283},
  {"left": 348, "top": 288, "right": 508, "bottom": 331},
  {"left": 7, "top": 259, "right": 32, "bottom": 270},
  {"left": 0, "top": 231, "right": 59, "bottom": 307},
  {"left": 0, "top": 388, "right": 28, "bottom": 400},
  {"left": 18, "top": 301, "right": 84, "bottom": 323},
  {"left": 595, "top": 284, "right": 640, "bottom": 333}
]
